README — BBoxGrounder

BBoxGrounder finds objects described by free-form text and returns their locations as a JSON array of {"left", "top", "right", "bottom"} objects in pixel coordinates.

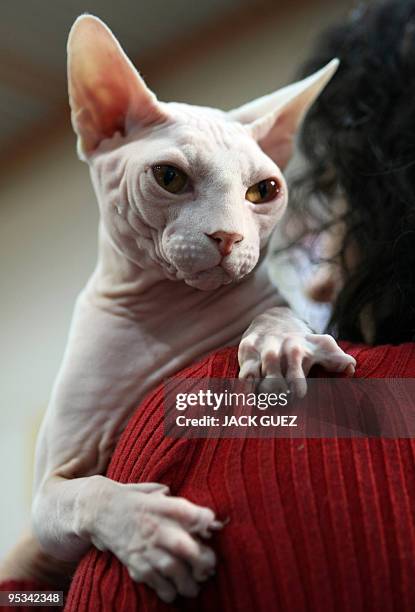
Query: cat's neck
[
  {"left": 85, "top": 231, "right": 283, "bottom": 375},
  {"left": 86, "top": 229, "right": 282, "bottom": 342}
]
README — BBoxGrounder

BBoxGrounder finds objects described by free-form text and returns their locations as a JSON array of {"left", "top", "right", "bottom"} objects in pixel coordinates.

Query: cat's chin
[{"left": 183, "top": 267, "right": 234, "bottom": 291}]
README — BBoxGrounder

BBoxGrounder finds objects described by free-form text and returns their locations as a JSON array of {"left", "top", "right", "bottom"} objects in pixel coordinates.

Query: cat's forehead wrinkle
[
  {"left": 166, "top": 102, "right": 247, "bottom": 149},
  {"left": 174, "top": 120, "right": 243, "bottom": 154},
  {"left": 162, "top": 103, "right": 276, "bottom": 183}
]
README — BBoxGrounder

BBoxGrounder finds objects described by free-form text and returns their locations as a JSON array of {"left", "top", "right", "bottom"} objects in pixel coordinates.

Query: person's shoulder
[{"left": 339, "top": 341, "right": 415, "bottom": 378}]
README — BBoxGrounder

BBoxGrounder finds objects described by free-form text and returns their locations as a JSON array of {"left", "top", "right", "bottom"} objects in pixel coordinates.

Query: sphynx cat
[{"left": 32, "top": 15, "right": 356, "bottom": 603}]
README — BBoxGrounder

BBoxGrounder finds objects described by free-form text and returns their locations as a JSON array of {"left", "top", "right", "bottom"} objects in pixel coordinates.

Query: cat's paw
[
  {"left": 238, "top": 307, "right": 356, "bottom": 397},
  {"left": 89, "top": 479, "right": 222, "bottom": 603}
]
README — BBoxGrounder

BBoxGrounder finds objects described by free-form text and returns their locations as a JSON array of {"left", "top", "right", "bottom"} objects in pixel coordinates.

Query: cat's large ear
[
  {"left": 67, "top": 15, "right": 166, "bottom": 159},
  {"left": 228, "top": 59, "right": 339, "bottom": 169}
]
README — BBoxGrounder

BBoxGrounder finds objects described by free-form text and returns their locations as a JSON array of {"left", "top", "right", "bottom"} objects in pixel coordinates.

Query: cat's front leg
[
  {"left": 238, "top": 306, "right": 356, "bottom": 396},
  {"left": 32, "top": 290, "right": 221, "bottom": 602}
]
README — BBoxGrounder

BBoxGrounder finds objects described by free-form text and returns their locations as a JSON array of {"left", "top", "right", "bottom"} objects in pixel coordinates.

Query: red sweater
[
  {"left": 2, "top": 342, "right": 415, "bottom": 612},
  {"left": 65, "top": 342, "right": 415, "bottom": 612}
]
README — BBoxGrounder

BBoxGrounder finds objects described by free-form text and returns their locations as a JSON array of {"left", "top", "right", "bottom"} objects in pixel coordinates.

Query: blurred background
[{"left": 0, "top": 0, "right": 352, "bottom": 556}]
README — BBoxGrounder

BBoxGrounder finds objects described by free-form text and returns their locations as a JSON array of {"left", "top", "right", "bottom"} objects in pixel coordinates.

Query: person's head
[{"left": 287, "top": 0, "right": 415, "bottom": 344}]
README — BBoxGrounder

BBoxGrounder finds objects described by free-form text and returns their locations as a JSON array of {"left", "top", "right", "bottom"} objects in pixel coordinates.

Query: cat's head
[{"left": 67, "top": 15, "right": 338, "bottom": 291}]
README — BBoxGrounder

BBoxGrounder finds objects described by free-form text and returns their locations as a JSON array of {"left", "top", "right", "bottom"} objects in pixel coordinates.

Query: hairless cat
[{"left": 32, "top": 15, "right": 355, "bottom": 603}]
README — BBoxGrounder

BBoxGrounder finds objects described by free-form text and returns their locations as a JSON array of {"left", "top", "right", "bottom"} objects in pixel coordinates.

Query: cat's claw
[{"left": 238, "top": 307, "right": 356, "bottom": 397}]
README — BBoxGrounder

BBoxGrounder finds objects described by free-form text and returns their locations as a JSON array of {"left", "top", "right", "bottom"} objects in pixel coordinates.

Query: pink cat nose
[{"left": 207, "top": 231, "right": 244, "bottom": 257}]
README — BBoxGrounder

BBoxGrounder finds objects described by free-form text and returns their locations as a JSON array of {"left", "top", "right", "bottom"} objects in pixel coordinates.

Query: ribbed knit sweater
[{"left": 2, "top": 342, "right": 415, "bottom": 612}]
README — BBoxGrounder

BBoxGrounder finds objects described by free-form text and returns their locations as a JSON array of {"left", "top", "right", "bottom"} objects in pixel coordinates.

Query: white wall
[{"left": 0, "top": 0, "right": 350, "bottom": 556}]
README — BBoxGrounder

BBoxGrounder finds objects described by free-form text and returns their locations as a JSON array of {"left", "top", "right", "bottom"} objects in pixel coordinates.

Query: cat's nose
[{"left": 207, "top": 231, "right": 244, "bottom": 257}]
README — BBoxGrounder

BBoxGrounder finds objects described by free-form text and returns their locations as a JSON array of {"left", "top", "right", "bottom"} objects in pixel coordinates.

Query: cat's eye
[
  {"left": 152, "top": 164, "right": 189, "bottom": 194},
  {"left": 246, "top": 178, "right": 281, "bottom": 204}
]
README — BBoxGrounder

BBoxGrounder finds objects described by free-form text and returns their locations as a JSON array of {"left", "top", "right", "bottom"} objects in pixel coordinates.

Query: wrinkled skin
[{"left": 30, "top": 15, "right": 355, "bottom": 604}]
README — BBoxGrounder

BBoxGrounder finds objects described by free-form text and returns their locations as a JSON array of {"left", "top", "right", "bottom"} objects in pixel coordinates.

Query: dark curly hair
[{"left": 286, "top": 0, "right": 415, "bottom": 344}]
